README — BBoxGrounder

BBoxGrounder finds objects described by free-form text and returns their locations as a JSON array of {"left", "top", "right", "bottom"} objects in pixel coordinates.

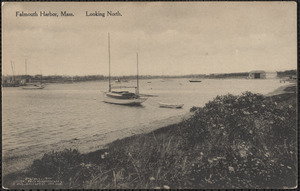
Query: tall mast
[
  {"left": 10, "top": 61, "right": 15, "bottom": 81},
  {"left": 136, "top": 53, "right": 139, "bottom": 95},
  {"left": 25, "top": 59, "right": 27, "bottom": 75},
  {"left": 108, "top": 33, "right": 111, "bottom": 92}
]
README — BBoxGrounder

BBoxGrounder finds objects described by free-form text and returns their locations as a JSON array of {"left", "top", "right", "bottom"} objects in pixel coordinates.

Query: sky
[{"left": 2, "top": 2, "right": 297, "bottom": 76}]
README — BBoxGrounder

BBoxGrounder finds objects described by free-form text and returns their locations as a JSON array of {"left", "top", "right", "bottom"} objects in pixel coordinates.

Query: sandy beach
[{"left": 265, "top": 82, "right": 296, "bottom": 96}]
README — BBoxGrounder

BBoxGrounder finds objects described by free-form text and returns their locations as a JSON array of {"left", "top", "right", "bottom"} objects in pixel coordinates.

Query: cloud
[{"left": 2, "top": 2, "right": 297, "bottom": 75}]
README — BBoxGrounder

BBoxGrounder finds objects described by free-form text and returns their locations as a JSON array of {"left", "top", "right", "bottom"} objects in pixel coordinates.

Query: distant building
[
  {"left": 19, "top": 75, "right": 32, "bottom": 85},
  {"left": 248, "top": 70, "right": 277, "bottom": 79}
]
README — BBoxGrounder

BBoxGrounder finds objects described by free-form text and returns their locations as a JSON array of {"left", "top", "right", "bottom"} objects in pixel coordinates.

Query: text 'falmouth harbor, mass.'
[{"left": 16, "top": 11, "right": 74, "bottom": 17}]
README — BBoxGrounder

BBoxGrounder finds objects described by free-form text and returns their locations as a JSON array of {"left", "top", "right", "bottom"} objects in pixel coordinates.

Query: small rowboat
[
  {"left": 159, "top": 102, "right": 184, "bottom": 109},
  {"left": 189, "top": 80, "right": 202, "bottom": 82}
]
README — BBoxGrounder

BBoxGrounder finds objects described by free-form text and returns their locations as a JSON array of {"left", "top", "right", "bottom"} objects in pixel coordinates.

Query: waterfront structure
[{"left": 248, "top": 70, "right": 277, "bottom": 79}]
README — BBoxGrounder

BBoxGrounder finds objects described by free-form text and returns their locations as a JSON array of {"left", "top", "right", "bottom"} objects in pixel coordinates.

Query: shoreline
[
  {"left": 2, "top": 112, "right": 192, "bottom": 177},
  {"left": 265, "top": 82, "right": 296, "bottom": 96}
]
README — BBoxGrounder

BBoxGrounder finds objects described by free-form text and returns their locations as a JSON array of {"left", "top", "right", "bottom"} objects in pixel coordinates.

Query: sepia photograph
[{"left": 2, "top": 1, "right": 297, "bottom": 189}]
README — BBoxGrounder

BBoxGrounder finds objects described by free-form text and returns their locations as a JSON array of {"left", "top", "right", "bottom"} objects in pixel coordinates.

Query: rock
[
  {"left": 149, "top": 177, "right": 155, "bottom": 181},
  {"left": 243, "top": 111, "right": 251, "bottom": 115},
  {"left": 228, "top": 166, "right": 235, "bottom": 173},
  {"left": 163, "top": 185, "right": 170, "bottom": 189}
]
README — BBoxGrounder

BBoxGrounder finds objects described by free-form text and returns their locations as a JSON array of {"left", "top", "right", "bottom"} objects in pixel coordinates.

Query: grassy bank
[{"left": 4, "top": 84, "right": 297, "bottom": 189}]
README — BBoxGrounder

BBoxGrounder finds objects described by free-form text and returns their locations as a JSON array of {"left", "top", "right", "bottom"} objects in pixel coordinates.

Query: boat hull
[
  {"left": 103, "top": 96, "right": 147, "bottom": 106},
  {"left": 189, "top": 80, "right": 202, "bottom": 82},
  {"left": 106, "top": 91, "right": 137, "bottom": 99},
  {"left": 22, "top": 85, "right": 44, "bottom": 89}
]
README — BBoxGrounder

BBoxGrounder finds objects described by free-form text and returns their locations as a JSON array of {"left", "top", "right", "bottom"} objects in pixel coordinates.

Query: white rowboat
[{"left": 159, "top": 102, "right": 184, "bottom": 109}]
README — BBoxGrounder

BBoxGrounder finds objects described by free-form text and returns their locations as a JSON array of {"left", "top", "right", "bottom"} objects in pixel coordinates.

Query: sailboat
[
  {"left": 22, "top": 60, "right": 45, "bottom": 89},
  {"left": 10, "top": 61, "right": 19, "bottom": 87},
  {"left": 103, "top": 33, "right": 147, "bottom": 105}
]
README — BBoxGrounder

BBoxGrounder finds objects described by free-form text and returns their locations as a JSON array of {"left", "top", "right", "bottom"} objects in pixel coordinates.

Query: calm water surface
[{"left": 2, "top": 78, "right": 284, "bottom": 174}]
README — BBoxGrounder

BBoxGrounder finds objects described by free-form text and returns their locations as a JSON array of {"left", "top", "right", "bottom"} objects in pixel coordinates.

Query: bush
[{"left": 30, "top": 149, "right": 94, "bottom": 188}]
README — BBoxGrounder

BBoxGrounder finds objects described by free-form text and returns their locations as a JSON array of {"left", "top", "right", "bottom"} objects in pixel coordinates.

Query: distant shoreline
[
  {"left": 2, "top": 77, "right": 296, "bottom": 89},
  {"left": 2, "top": 69, "right": 296, "bottom": 87}
]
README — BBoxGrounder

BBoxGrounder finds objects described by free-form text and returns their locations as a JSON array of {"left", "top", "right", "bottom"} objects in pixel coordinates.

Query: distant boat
[
  {"left": 159, "top": 102, "right": 184, "bottom": 109},
  {"left": 22, "top": 83, "right": 44, "bottom": 89},
  {"left": 103, "top": 33, "right": 147, "bottom": 106},
  {"left": 22, "top": 60, "right": 45, "bottom": 89},
  {"left": 22, "top": 75, "right": 44, "bottom": 89},
  {"left": 189, "top": 80, "right": 202, "bottom": 82}
]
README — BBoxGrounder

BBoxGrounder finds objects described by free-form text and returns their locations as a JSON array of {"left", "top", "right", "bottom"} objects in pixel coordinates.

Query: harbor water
[{"left": 2, "top": 78, "right": 285, "bottom": 175}]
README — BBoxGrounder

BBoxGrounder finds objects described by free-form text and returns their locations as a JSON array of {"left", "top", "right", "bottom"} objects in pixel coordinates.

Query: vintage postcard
[{"left": 2, "top": 1, "right": 297, "bottom": 189}]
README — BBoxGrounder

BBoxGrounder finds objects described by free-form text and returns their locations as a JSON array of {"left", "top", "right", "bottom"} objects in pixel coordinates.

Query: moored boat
[
  {"left": 22, "top": 75, "right": 45, "bottom": 89},
  {"left": 21, "top": 59, "right": 45, "bottom": 89},
  {"left": 189, "top": 80, "right": 202, "bottom": 82},
  {"left": 22, "top": 83, "right": 44, "bottom": 89},
  {"left": 159, "top": 102, "right": 184, "bottom": 109},
  {"left": 103, "top": 33, "right": 147, "bottom": 106}
]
